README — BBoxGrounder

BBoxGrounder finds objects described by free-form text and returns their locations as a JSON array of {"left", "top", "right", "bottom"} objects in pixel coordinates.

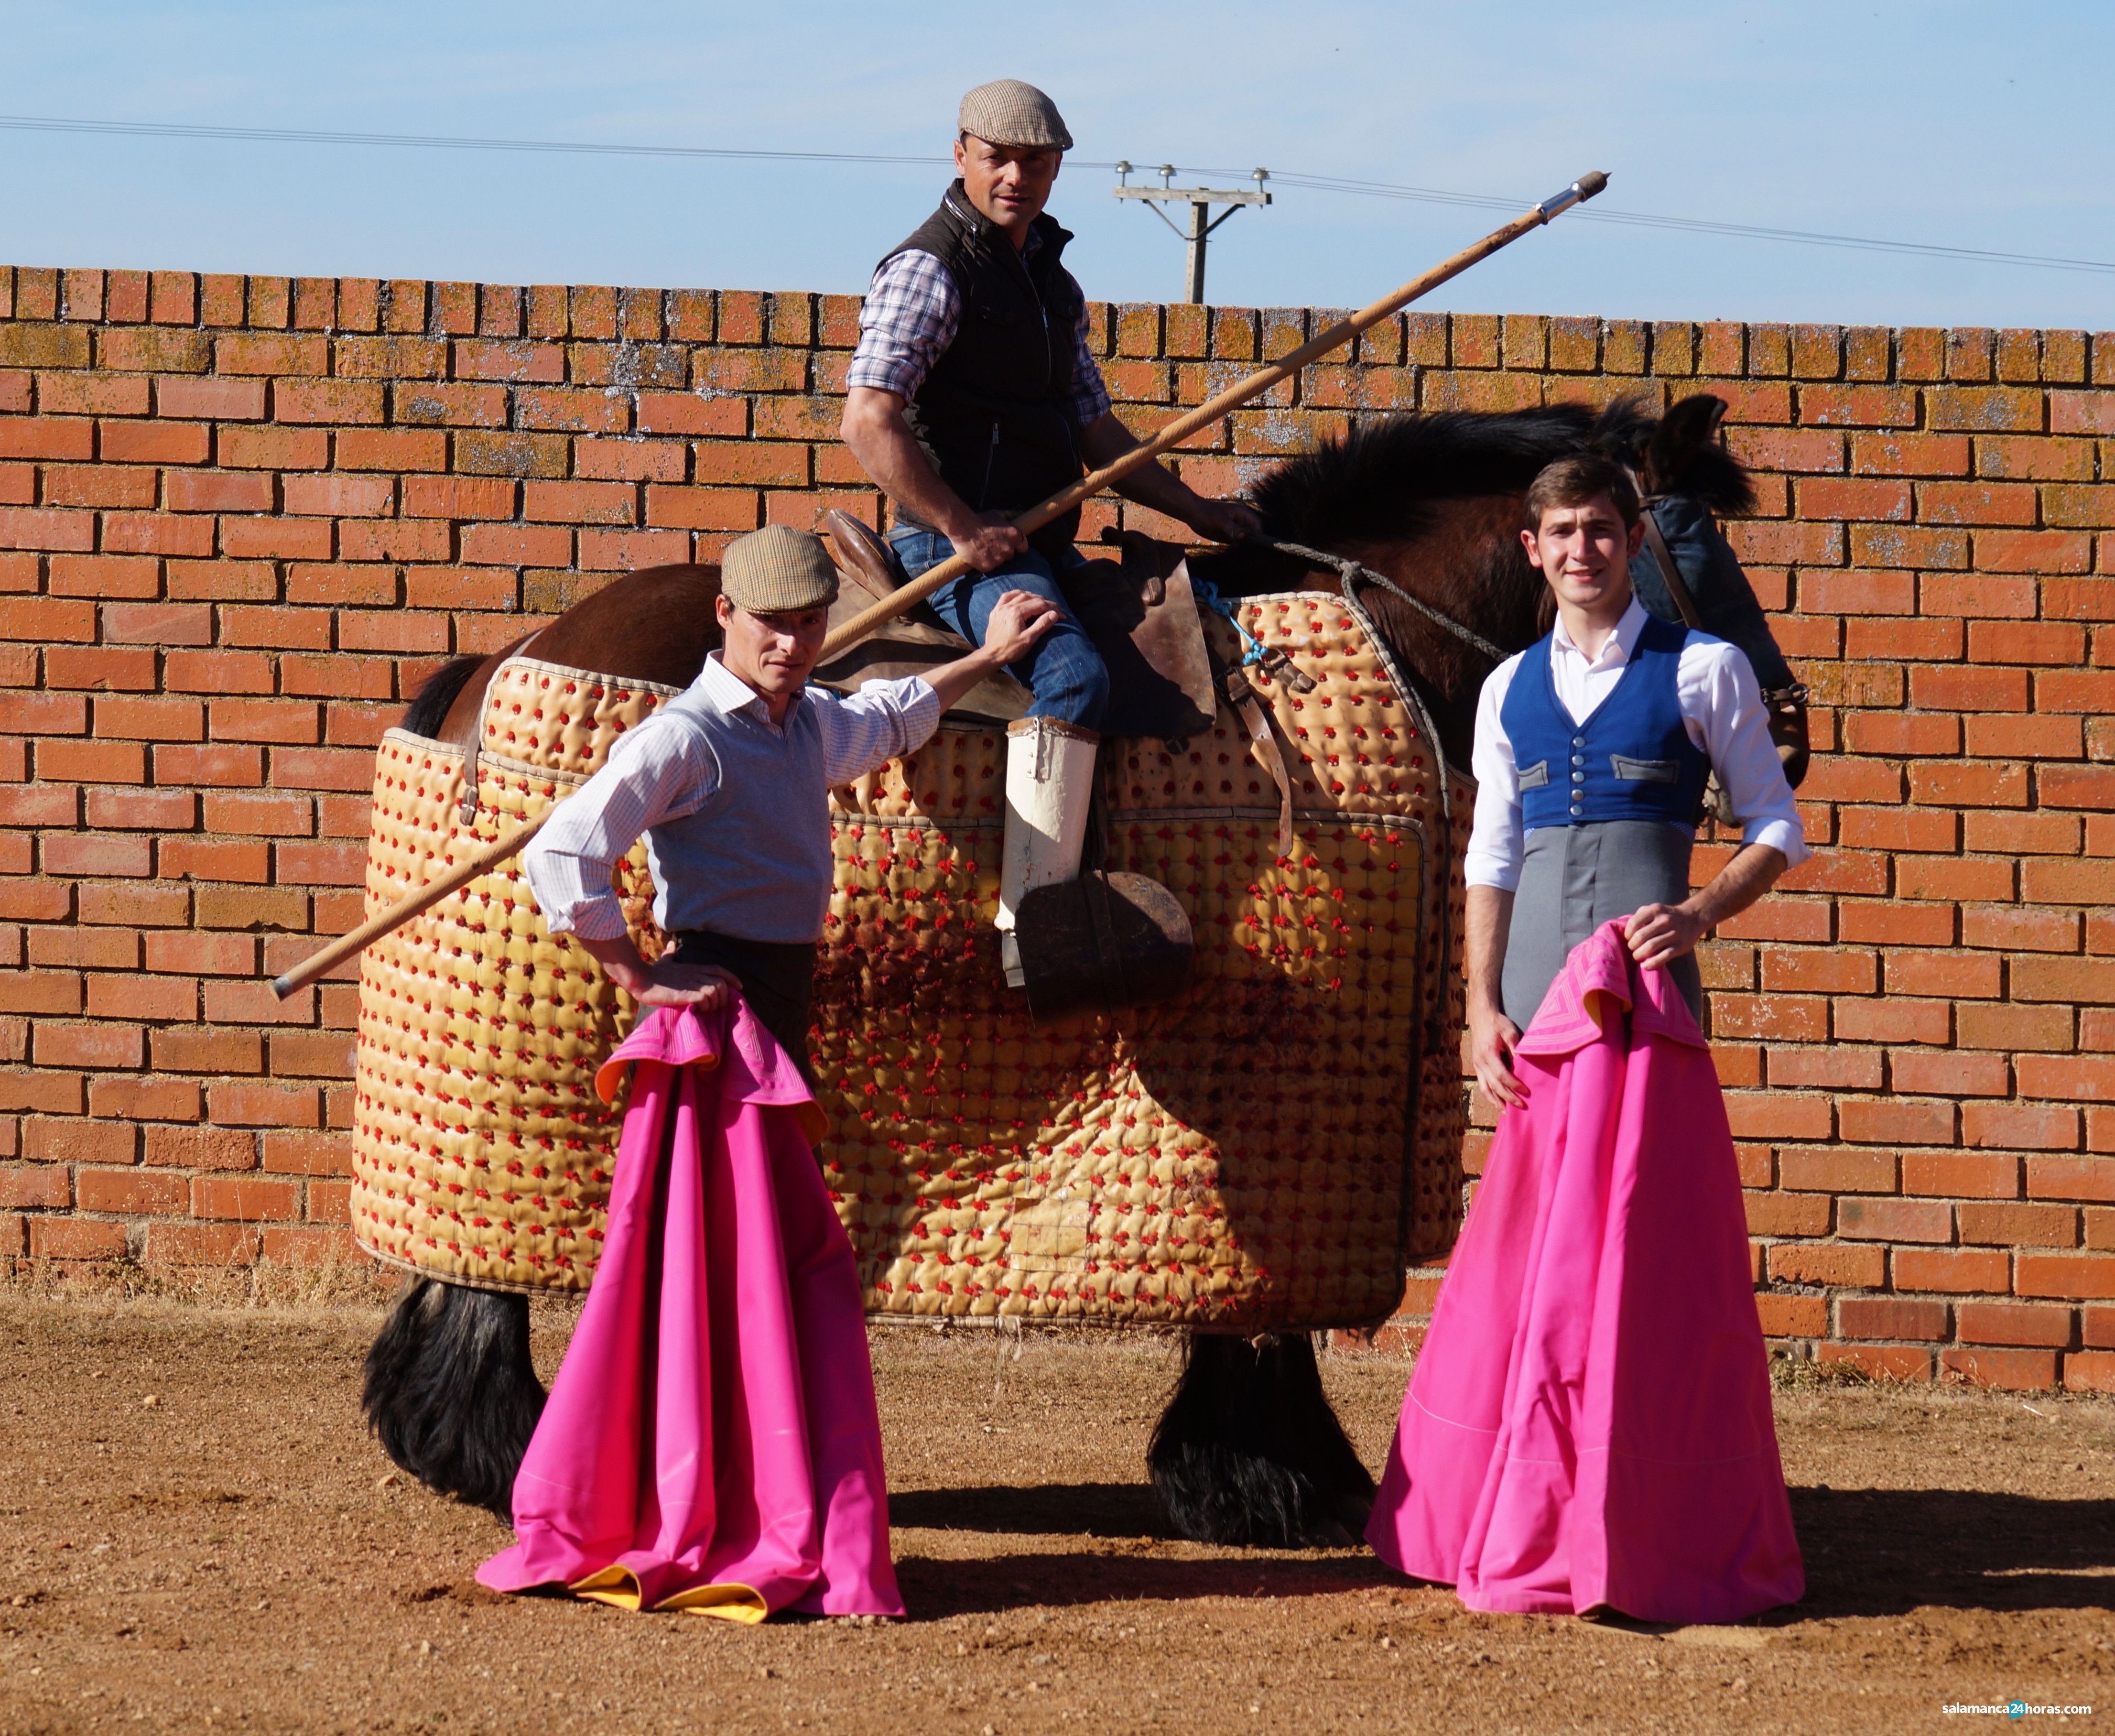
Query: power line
[{"left": 2, "top": 111, "right": 2110, "bottom": 277}]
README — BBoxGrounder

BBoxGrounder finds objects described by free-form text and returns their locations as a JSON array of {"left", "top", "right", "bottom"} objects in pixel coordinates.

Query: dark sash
[{"left": 666, "top": 929, "right": 820, "bottom": 1085}]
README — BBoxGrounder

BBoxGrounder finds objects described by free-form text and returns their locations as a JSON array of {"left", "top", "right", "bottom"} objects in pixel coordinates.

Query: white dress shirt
[
  {"left": 523, "top": 654, "right": 940, "bottom": 944},
  {"left": 1465, "top": 597, "right": 1808, "bottom": 892}
]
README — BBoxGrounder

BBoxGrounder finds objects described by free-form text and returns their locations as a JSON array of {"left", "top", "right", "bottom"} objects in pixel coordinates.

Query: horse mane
[
  {"left": 1248, "top": 405, "right": 1598, "bottom": 544},
  {"left": 1245, "top": 394, "right": 1755, "bottom": 547}
]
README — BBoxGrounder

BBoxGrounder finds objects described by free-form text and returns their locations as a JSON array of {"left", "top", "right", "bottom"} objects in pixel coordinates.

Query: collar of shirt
[
  {"left": 696, "top": 651, "right": 804, "bottom": 730},
  {"left": 1550, "top": 594, "right": 1650, "bottom": 677}
]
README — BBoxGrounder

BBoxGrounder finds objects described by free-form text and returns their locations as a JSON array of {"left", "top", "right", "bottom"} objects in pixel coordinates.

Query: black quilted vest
[{"left": 881, "top": 184, "right": 1087, "bottom": 554}]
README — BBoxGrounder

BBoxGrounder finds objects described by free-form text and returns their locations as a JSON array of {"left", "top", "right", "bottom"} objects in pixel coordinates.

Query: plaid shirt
[{"left": 848, "top": 231, "right": 1113, "bottom": 427}]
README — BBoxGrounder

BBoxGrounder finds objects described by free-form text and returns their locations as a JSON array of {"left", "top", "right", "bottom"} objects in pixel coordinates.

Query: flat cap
[
  {"left": 720, "top": 525, "right": 839, "bottom": 614},
  {"left": 958, "top": 79, "right": 1073, "bottom": 152}
]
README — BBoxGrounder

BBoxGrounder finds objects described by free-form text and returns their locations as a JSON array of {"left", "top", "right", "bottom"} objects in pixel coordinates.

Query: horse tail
[
  {"left": 1148, "top": 1332, "right": 1376, "bottom": 1548},
  {"left": 361, "top": 1278, "right": 545, "bottom": 1524},
  {"left": 399, "top": 654, "right": 488, "bottom": 739}
]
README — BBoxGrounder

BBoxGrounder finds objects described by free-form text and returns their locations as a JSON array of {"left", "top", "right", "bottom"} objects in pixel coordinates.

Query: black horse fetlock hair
[
  {"left": 362, "top": 1277, "right": 546, "bottom": 1524},
  {"left": 1148, "top": 1332, "right": 1377, "bottom": 1549}
]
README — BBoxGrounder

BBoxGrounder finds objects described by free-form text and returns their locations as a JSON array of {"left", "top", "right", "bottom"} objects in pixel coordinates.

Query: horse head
[{"left": 1192, "top": 393, "right": 1768, "bottom": 775}]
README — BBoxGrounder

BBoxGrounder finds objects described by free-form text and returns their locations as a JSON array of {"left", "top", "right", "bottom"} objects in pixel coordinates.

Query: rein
[{"left": 1248, "top": 537, "right": 1511, "bottom": 665}]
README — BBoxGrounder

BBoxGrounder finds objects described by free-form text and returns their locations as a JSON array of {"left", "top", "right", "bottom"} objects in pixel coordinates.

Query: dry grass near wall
[{"left": 0, "top": 1251, "right": 401, "bottom": 1315}]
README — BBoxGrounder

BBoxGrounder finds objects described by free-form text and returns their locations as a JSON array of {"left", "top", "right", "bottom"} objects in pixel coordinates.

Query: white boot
[{"left": 998, "top": 717, "right": 1098, "bottom": 985}]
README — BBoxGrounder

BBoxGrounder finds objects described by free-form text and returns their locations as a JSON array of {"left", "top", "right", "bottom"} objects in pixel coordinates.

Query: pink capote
[
  {"left": 477, "top": 1000, "right": 904, "bottom": 1621},
  {"left": 1367, "top": 920, "right": 1803, "bottom": 1623}
]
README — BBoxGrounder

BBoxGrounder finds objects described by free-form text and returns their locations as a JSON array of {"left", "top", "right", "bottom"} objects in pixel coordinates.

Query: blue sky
[{"left": 4, "top": 1, "right": 2110, "bottom": 329}]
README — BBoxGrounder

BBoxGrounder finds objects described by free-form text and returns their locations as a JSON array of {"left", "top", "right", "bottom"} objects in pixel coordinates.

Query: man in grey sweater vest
[{"left": 523, "top": 525, "right": 1056, "bottom": 1075}]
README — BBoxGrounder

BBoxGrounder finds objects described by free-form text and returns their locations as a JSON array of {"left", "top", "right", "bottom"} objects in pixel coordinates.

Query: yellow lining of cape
[{"left": 570, "top": 1564, "right": 770, "bottom": 1624}]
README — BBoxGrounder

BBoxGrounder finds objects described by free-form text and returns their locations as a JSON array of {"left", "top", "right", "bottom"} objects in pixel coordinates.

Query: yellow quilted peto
[{"left": 348, "top": 598, "right": 1468, "bottom": 1326}]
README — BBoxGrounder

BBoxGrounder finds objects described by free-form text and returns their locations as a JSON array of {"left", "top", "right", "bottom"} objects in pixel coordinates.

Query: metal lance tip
[{"left": 1534, "top": 171, "right": 1610, "bottom": 224}]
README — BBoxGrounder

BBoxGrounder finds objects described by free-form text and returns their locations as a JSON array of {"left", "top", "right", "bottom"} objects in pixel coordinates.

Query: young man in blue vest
[
  {"left": 840, "top": 77, "right": 1259, "bottom": 978},
  {"left": 1465, "top": 454, "right": 1809, "bottom": 1110}
]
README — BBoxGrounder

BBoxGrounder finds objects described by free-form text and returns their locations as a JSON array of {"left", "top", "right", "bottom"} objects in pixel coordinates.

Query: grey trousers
[{"left": 1500, "top": 820, "right": 1703, "bottom": 1032}]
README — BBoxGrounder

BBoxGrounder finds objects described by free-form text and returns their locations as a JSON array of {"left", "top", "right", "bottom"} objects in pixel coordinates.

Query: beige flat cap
[
  {"left": 958, "top": 79, "right": 1073, "bottom": 152},
  {"left": 720, "top": 525, "right": 839, "bottom": 614}
]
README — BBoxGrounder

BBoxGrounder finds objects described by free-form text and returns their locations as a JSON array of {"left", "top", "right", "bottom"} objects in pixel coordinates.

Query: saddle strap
[{"left": 1235, "top": 692, "right": 1296, "bottom": 859}]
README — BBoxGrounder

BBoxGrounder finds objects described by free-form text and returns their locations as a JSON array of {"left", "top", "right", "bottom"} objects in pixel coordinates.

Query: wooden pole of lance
[{"left": 270, "top": 170, "right": 1608, "bottom": 1003}]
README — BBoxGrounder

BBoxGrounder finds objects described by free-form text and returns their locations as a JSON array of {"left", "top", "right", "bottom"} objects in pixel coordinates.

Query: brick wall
[{"left": 0, "top": 264, "right": 2110, "bottom": 1389}]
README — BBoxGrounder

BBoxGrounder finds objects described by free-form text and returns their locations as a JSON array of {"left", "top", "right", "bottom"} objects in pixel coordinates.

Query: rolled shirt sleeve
[
  {"left": 846, "top": 251, "right": 960, "bottom": 402},
  {"left": 1687, "top": 640, "right": 1810, "bottom": 868},
  {"left": 815, "top": 674, "right": 943, "bottom": 784},
  {"left": 521, "top": 715, "right": 719, "bottom": 939},
  {"left": 1464, "top": 654, "right": 1529, "bottom": 891}
]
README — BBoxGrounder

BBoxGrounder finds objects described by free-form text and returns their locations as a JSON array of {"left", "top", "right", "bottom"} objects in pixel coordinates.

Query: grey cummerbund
[{"left": 1501, "top": 820, "right": 1702, "bottom": 1033}]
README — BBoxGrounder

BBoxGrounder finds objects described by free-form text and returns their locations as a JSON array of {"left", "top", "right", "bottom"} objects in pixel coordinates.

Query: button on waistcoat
[
  {"left": 1499, "top": 615, "right": 1710, "bottom": 831},
  {"left": 881, "top": 184, "right": 1086, "bottom": 554}
]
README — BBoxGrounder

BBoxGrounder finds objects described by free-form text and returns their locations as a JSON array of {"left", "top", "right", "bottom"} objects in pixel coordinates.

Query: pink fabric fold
[
  {"left": 1367, "top": 919, "right": 1803, "bottom": 1623},
  {"left": 478, "top": 1000, "right": 903, "bottom": 1621}
]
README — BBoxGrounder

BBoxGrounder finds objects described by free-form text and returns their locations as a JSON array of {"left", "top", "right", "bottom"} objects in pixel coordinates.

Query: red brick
[
  {"left": 22, "top": 1116, "right": 133, "bottom": 1165},
  {"left": 1800, "top": 385, "right": 1917, "bottom": 426},
  {"left": 260, "top": 1131, "right": 352, "bottom": 1177},
  {"left": 32, "top": 1020, "right": 143, "bottom": 1069},
  {"left": 1797, "top": 477, "right": 1909, "bottom": 521},
  {"left": 1767, "top": 1243, "right": 1886, "bottom": 1287},
  {"left": 1925, "top": 386, "right": 2042, "bottom": 432},
  {"left": 1840, "top": 1098, "right": 1956, "bottom": 1146},
  {"left": 150, "top": 1027, "right": 263, "bottom": 1074},
  {"left": 2062, "top": 1350, "right": 2115, "bottom": 1392},
  {"left": 89, "top": 1076, "right": 201, "bottom": 1122},
  {"left": 29, "top": 1218, "right": 128, "bottom": 1260},
  {"left": 1917, "top": 480, "right": 2038, "bottom": 525},
  {"left": 1767, "top": 1047, "right": 1884, "bottom": 1090},
  {"left": 1834, "top": 998, "right": 1950, "bottom": 1045},
  {"left": 1850, "top": 432, "right": 1971, "bottom": 475},
  {"left": 1778, "top": 1148, "right": 1893, "bottom": 1193},
  {"left": 402, "top": 475, "right": 514, "bottom": 519},
  {"left": 1838, "top": 1296, "right": 1948, "bottom": 1340},
  {"left": 1837, "top": 1197, "right": 1952, "bottom": 1243},
  {"left": 1957, "top": 1301, "right": 2071, "bottom": 1346},
  {"left": 75, "top": 1169, "right": 189, "bottom": 1215},
  {"left": 1940, "top": 1347, "right": 2058, "bottom": 1390},
  {"left": 2016, "top": 1254, "right": 2115, "bottom": 1299},
  {"left": 0, "top": 505, "right": 95, "bottom": 550},
  {"left": 1754, "top": 1294, "right": 1828, "bottom": 1338},
  {"left": 192, "top": 1174, "right": 301, "bottom": 1221},
  {"left": 1977, "top": 529, "right": 2093, "bottom": 573},
  {"left": 140, "top": 1124, "right": 256, "bottom": 1170},
  {"left": 1898, "top": 1139, "right": 2019, "bottom": 1197},
  {"left": 85, "top": 973, "right": 195, "bottom": 1020},
  {"left": 140, "top": 1223, "right": 260, "bottom": 1265},
  {"left": 1884, "top": 948, "right": 2003, "bottom": 998}
]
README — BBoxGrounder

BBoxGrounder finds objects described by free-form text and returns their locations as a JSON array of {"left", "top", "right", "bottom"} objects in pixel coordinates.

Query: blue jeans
[{"left": 888, "top": 528, "right": 1110, "bottom": 730}]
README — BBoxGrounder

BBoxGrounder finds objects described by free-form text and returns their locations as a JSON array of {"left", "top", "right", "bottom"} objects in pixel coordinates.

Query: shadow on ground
[
  {"left": 1784, "top": 1486, "right": 2115, "bottom": 1619},
  {"left": 890, "top": 1481, "right": 1178, "bottom": 1541},
  {"left": 892, "top": 1480, "right": 2115, "bottom": 1621}
]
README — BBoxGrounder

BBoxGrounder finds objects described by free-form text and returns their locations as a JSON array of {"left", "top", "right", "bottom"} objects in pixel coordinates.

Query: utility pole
[{"left": 1112, "top": 163, "right": 1270, "bottom": 304}]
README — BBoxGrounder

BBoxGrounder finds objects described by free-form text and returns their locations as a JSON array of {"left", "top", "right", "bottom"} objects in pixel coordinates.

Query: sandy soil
[{"left": 1, "top": 1284, "right": 2111, "bottom": 1735}]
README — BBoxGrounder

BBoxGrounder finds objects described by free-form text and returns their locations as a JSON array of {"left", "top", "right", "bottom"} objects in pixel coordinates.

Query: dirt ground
[{"left": 0, "top": 1283, "right": 2110, "bottom": 1736}]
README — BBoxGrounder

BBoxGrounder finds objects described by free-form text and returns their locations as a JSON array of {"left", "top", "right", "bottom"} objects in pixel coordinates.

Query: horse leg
[
  {"left": 361, "top": 1277, "right": 545, "bottom": 1524},
  {"left": 1147, "top": 1331, "right": 1377, "bottom": 1548}
]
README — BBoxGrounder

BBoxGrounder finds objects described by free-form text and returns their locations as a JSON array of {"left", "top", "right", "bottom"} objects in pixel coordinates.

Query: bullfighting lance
[{"left": 269, "top": 169, "right": 1608, "bottom": 1002}]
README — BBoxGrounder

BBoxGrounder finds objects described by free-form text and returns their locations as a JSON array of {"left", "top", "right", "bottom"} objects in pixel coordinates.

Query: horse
[{"left": 360, "top": 392, "right": 1765, "bottom": 1550}]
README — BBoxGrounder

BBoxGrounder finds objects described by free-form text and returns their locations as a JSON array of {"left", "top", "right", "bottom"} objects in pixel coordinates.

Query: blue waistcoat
[{"left": 1499, "top": 614, "right": 1710, "bottom": 831}]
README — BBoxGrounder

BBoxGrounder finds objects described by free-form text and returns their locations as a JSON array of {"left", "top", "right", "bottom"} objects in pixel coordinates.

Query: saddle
[{"left": 814, "top": 512, "right": 1218, "bottom": 743}]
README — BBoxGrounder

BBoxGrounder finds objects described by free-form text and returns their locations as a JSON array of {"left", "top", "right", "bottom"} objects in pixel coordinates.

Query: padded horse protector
[{"left": 348, "top": 595, "right": 1467, "bottom": 1330}]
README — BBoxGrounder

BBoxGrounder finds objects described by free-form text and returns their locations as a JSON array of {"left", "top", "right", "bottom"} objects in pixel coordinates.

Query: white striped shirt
[{"left": 523, "top": 654, "right": 940, "bottom": 944}]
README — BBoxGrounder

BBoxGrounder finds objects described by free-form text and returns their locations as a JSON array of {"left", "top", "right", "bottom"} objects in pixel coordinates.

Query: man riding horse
[{"left": 840, "top": 77, "right": 1260, "bottom": 989}]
